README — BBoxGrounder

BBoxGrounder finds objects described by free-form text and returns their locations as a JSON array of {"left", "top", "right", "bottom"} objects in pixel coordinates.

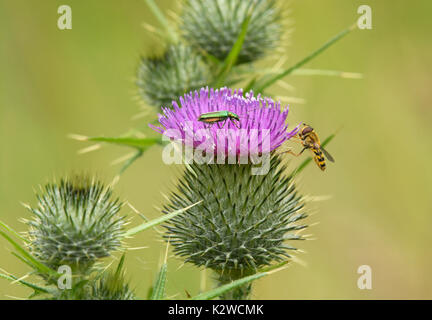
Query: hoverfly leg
[
  {"left": 299, "top": 146, "right": 307, "bottom": 155},
  {"left": 278, "top": 149, "right": 302, "bottom": 157}
]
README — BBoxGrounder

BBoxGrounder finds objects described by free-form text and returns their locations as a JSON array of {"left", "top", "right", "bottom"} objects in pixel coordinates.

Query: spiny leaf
[
  {"left": 213, "top": 13, "right": 252, "bottom": 87},
  {"left": 292, "top": 68, "right": 362, "bottom": 79},
  {"left": 150, "top": 263, "right": 167, "bottom": 300},
  {"left": 191, "top": 262, "right": 288, "bottom": 300},
  {"left": 0, "top": 229, "right": 58, "bottom": 278},
  {"left": 0, "top": 221, "right": 29, "bottom": 244},
  {"left": 114, "top": 254, "right": 126, "bottom": 279},
  {"left": 234, "top": 66, "right": 362, "bottom": 80},
  {"left": 118, "top": 149, "right": 143, "bottom": 175},
  {"left": 143, "top": 0, "right": 178, "bottom": 43},
  {"left": 256, "top": 23, "right": 358, "bottom": 92},
  {"left": 0, "top": 273, "right": 51, "bottom": 294},
  {"left": 124, "top": 201, "right": 202, "bottom": 237},
  {"left": 88, "top": 136, "right": 162, "bottom": 150},
  {"left": 244, "top": 76, "right": 258, "bottom": 93}
]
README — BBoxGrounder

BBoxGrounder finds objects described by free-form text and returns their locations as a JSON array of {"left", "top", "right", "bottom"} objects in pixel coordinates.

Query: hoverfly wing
[{"left": 320, "top": 146, "right": 335, "bottom": 163}]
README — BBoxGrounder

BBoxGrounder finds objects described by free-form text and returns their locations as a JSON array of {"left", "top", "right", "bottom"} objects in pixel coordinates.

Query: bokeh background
[{"left": 1, "top": 0, "right": 431, "bottom": 299}]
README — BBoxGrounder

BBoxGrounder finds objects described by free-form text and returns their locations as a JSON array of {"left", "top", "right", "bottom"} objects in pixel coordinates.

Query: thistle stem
[{"left": 217, "top": 271, "right": 253, "bottom": 300}]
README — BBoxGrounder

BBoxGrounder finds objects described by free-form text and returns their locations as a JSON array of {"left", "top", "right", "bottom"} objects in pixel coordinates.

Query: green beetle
[{"left": 198, "top": 110, "right": 241, "bottom": 129}]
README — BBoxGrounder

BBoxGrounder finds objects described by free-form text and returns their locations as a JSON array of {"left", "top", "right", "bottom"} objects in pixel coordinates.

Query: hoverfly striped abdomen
[
  {"left": 298, "top": 123, "right": 334, "bottom": 171},
  {"left": 312, "top": 146, "right": 326, "bottom": 171}
]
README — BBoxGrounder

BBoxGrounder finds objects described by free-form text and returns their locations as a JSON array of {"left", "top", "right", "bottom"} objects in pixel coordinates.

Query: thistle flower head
[
  {"left": 26, "top": 176, "right": 125, "bottom": 271},
  {"left": 153, "top": 88, "right": 306, "bottom": 282},
  {"left": 136, "top": 43, "right": 210, "bottom": 108},
  {"left": 150, "top": 87, "right": 299, "bottom": 160},
  {"left": 180, "top": 0, "right": 283, "bottom": 64}
]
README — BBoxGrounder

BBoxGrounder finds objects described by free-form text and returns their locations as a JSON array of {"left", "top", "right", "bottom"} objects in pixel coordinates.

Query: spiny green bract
[
  {"left": 180, "top": 0, "right": 283, "bottom": 64},
  {"left": 164, "top": 156, "right": 307, "bottom": 275},
  {"left": 26, "top": 176, "right": 125, "bottom": 272},
  {"left": 85, "top": 268, "right": 135, "bottom": 300},
  {"left": 136, "top": 43, "right": 210, "bottom": 108},
  {"left": 51, "top": 270, "right": 135, "bottom": 300}
]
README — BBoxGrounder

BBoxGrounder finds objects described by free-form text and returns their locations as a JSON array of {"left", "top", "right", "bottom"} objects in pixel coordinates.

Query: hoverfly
[
  {"left": 285, "top": 123, "right": 335, "bottom": 171},
  {"left": 198, "top": 111, "right": 241, "bottom": 129}
]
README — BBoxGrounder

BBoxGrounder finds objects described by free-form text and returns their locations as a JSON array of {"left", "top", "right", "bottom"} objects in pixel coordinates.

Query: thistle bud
[
  {"left": 26, "top": 176, "right": 125, "bottom": 273},
  {"left": 86, "top": 266, "right": 135, "bottom": 300},
  {"left": 180, "top": 0, "right": 283, "bottom": 64},
  {"left": 136, "top": 43, "right": 210, "bottom": 109}
]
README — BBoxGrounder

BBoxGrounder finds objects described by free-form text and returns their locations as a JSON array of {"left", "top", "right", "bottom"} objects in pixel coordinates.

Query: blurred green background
[{"left": 1, "top": 0, "right": 431, "bottom": 299}]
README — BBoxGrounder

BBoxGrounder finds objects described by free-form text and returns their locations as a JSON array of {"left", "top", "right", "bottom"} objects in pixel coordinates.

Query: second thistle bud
[
  {"left": 26, "top": 176, "right": 125, "bottom": 273},
  {"left": 180, "top": 0, "right": 283, "bottom": 64},
  {"left": 136, "top": 43, "right": 210, "bottom": 109}
]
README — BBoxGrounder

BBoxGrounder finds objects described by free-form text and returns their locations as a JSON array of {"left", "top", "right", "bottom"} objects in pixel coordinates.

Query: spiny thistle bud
[
  {"left": 180, "top": 0, "right": 283, "bottom": 64},
  {"left": 164, "top": 157, "right": 307, "bottom": 272},
  {"left": 85, "top": 267, "right": 135, "bottom": 300},
  {"left": 136, "top": 43, "right": 210, "bottom": 108},
  {"left": 26, "top": 176, "right": 125, "bottom": 273},
  {"left": 151, "top": 87, "right": 307, "bottom": 299}
]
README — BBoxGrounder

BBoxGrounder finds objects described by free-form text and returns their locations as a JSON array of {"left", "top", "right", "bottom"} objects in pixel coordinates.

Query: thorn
[
  {"left": 142, "top": 22, "right": 158, "bottom": 34},
  {"left": 68, "top": 134, "right": 88, "bottom": 141},
  {"left": 125, "top": 246, "right": 149, "bottom": 251},
  {"left": 164, "top": 238, "right": 170, "bottom": 264},
  {"left": 5, "top": 295, "right": 26, "bottom": 300},
  {"left": 131, "top": 111, "right": 150, "bottom": 120},
  {"left": 276, "top": 96, "right": 306, "bottom": 104},
  {"left": 10, "top": 273, "right": 30, "bottom": 285},
  {"left": 275, "top": 80, "right": 296, "bottom": 91},
  {"left": 78, "top": 144, "right": 101, "bottom": 154},
  {"left": 110, "top": 152, "right": 137, "bottom": 166},
  {"left": 127, "top": 202, "right": 141, "bottom": 215},
  {"left": 306, "top": 195, "right": 333, "bottom": 202},
  {"left": 340, "top": 72, "right": 363, "bottom": 79},
  {"left": 20, "top": 202, "right": 31, "bottom": 210},
  {"left": 109, "top": 175, "right": 120, "bottom": 188},
  {"left": 291, "top": 255, "right": 308, "bottom": 267}
]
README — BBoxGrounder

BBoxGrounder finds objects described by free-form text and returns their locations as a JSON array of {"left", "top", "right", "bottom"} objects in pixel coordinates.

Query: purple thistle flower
[{"left": 150, "top": 87, "right": 299, "bottom": 159}]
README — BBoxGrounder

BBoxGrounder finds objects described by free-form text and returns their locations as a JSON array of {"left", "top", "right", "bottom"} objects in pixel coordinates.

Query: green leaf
[
  {"left": 244, "top": 76, "right": 258, "bottom": 93},
  {"left": 0, "top": 273, "right": 51, "bottom": 294},
  {"left": 256, "top": 23, "right": 358, "bottom": 92},
  {"left": 234, "top": 66, "right": 362, "bottom": 80},
  {"left": 76, "top": 135, "right": 164, "bottom": 175},
  {"left": 293, "top": 133, "right": 336, "bottom": 175},
  {"left": 124, "top": 201, "right": 202, "bottom": 237},
  {"left": 88, "top": 136, "right": 162, "bottom": 150},
  {"left": 191, "top": 261, "right": 288, "bottom": 300},
  {"left": 257, "top": 260, "right": 290, "bottom": 273},
  {"left": 0, "top": 229, "right": 58, "bottom": 278},
  {"left": 150, "top": 263, "right": 167, "bottom": 300},
  {"left": 143, "top": 0, "right": 178, "bottom": 43},
  {"left": 114, "top": 254, "right": 126, "bottom": 279},
  {"left": 118, "top": 149, "right": 143, "bottom": 175},
  {"left": 0, "top": 221, "right": 29, "bottom": 244},
  {"left": 213, "top": 14, "right": 252, "bottom": 87},
  {"left": 291, "top": 68, "right": 362, "bottom": 79}
]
